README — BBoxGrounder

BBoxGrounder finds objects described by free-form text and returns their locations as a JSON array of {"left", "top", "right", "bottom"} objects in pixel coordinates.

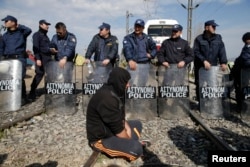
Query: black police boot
[
  {"left": 21, "top": 98, "right": 27, "bottom": 106},
  {"left": 21, "top": 93, "right": 29, "bottom": 106},
  {"left": 28, "top": 90, "right": 36, "bottom": 101},
  {"left": 21, "top": 80, "right": 31, "bottom": 105}
]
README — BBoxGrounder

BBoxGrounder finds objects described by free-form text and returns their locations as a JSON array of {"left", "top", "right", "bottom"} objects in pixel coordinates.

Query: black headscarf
[{"left": 107, "top": 67, "right": 131, "bottom": 97}]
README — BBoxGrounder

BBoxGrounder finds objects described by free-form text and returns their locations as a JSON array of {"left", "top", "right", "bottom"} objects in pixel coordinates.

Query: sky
[{"left": 0, "top": 0, "right": 250, "bottom": 61}]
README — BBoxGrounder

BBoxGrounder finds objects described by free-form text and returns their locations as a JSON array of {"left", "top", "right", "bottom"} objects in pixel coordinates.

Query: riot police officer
[
  {"left": 157, "top": 24, "right": 194, "bottom": 85},
  {"left": 157, "top": 24, "right": 193, "bottom": 69},
  {"left": 193, "top": 20, "right": 228, "bottom": 102},
  {"left": 50, "top": 22, "right": 77, "bottom": 68},
  {"left": 231, "top": 32, "right": 250, "bottom": 111},
  {"left": 0, "top": 15, "right": 32, "bottom": 105},
  {"left": 123, "top": 19, "right": 157, "bottom": 86},
  {"left": 85, "top": 22, "right": 119, "bottom": 67},
  {"left": 44, "top": 22, "right": 77, "bottom": 114},
  {"left": 29, "top": 20, "right": 52, "bottom": 101}
]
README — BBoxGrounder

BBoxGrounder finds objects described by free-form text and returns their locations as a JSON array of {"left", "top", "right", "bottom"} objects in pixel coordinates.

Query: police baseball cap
[
  {"left": 134, "top": 19, "right": 145, "bottom": 27},
  {"left": 39, "top": 19, "right": 51, "bottom": 25},
  {"left": 204, "top": 20, "right": 219, "bottom": 27},
  {"left": 1, "top": 15, "right": 17, "bottom": 23},
  {"left": 172, "top": 24, "right": 183, "bottom": 31},
  {"left": 242, "top": 32, "right": 250, "bottom": 42},
  {"left": 99, "top": 22, "right": 110, "bottom": 30}
]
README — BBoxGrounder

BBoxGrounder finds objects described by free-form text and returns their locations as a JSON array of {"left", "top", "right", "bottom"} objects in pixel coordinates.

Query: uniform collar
[{"left": 39, "top": 27, "right": 48, "bottom": 34}]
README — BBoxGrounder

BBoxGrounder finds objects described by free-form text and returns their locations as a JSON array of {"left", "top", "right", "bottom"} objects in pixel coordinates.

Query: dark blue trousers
[{"left": 92, "top": 120, "right": 143, "bottom": 161}]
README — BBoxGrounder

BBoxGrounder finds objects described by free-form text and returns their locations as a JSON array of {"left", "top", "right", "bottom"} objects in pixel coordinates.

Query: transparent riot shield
[
  {"left": 199, "top": 66, "right": 230, "bottom": 119},
  {"left": 74, "top": 65, "right": 84, "bottom": 111},
  {"left": 241, "top": 68, "right": 250, "bottom": 117},
  {"left": 158, "top": 64, "right": 189, "bottom": 119},
  {"left": 0, "top": 60, "right": 22, "bottom": 111},
  {"left": 45, "top": 61, "right": 76, "bottom": 115},
  {"left": 82, "top": 61, "right": 113, "bottom": 113},
  {"left": 125, "top": 63, "right": 157, "bottom": 120}
]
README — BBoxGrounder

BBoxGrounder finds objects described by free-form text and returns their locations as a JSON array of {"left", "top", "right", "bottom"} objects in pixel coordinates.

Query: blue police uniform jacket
[
  {"left": 32, "top": 28, "right": 51, "bottom": 60},
  {"left": 0, "top": 24, "right": 32, "bottom": 56},
  {"left": 50, "top": 31, "right": 77, "bottom": 61},
  {"left": 123, "top": 32, "right": 157, "bottom": 63},
  {"left": 193, "top": 32, "right": 227, "bottom": 68},
  {"left": 85, "top": 33, "right": 118, "bottom": 64}
]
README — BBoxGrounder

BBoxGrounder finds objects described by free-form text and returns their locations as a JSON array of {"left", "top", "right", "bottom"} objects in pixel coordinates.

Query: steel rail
[
  {"left": 83, "top": 151, "right": 100, "bottom": 167},
  {"left": 188, "top": 110, "right": 237, "bottom": 151}
]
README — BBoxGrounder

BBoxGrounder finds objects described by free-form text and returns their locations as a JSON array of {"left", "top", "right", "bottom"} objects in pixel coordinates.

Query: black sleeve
[
  {"left": 156, "top": 40, "right": 167, "bottom": 64},
  {"left": 32, "top": 32, "right": 41, "bottom": 60},
  {"left": 183, "top": 40, "right": 194, "bottom": 64},
  {"left": 86, "top": 35, "right": 97, "bottom": 59}
]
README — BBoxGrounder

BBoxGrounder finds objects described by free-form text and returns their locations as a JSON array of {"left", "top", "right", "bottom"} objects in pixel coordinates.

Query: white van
[{"left": 143, "top": 19, "right": 179, "bottom": 50}]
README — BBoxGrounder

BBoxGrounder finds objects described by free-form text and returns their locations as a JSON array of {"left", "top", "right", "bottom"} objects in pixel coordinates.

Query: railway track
[
  {"left": 83, "top": 151, "right": 100, "bottom": 167},
  {"left": 188, "top": 110, "right": 237, "bottom": 151}
]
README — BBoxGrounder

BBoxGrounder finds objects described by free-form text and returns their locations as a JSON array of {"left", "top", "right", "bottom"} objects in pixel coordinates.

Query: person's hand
[
  {"left": 36, "top": 60, "right": 42, "bottom": 67},
  {"left": 102, "top": 59, "right": 110, "bottom": 66},
  {"left": 128, "top": 60, "right": 137, "bottom": 70},
  {"left": 162, "top": 62, "right": 170, "bottom": 68},
  {"left": 177, "top": 61, "right": 185, "bottom": 68},
  {"left": 204, "top": 60, "right": 211, "bottom": 70},
  {"left": 59, "top": 57, "right": 67, "bottom": 68},
  {"left": 220, "top": 64, "right": 227, "bottom": 71},
  {"left": 146, "top": 53, "right": 152, "bottom": 59},
  {"left": 50, "top": 48, "right": 58, "bottom": 54},
  {"left": 84, "top": 58, "right": 90, "bottom": 64},
  {"left": 124, "top": 121, "right": 132, "bottom": 138}
]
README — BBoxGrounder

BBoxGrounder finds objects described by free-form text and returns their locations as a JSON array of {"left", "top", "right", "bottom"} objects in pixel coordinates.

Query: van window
[{"left": 147, "top": 25, "right": 173, "bottom": 37}]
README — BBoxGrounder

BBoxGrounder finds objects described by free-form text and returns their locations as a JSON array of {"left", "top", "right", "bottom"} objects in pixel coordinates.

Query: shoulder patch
[{"left": 71, "top": 38, "right": 76, "bottom": 43}]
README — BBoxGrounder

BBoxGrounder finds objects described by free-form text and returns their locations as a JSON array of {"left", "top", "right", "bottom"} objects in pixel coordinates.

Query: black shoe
[
  {"left": 21, "top": 98, "right": 28, "bottom": 106},
  {"left": 28, "top": 92, "right": 36, "bottom": 101}
]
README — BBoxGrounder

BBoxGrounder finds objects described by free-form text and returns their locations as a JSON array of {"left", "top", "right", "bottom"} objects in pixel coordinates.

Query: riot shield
[
  {"left": 240, "top": 68, "right": 250, "bottom": 117},
  {"left": 199, "top": 66, "right": 230, "bottom": 119},
  {"left": 125, "top": 63, "right": 157, "bottom": 120},
  {"left": 45, "top": 61, "right": 76, "bottom": 115},
  {"left": 82, "top": 61, "right": 113, "bottom": 113},
  {"left": 158, "top": 64, "right": 189, "bottom": 119},
  {"left": 0, "top": 60, "right": 22, "bottom": 111}
]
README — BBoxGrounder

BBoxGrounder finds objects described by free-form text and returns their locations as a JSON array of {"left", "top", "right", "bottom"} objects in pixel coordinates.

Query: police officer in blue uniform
[
  {"left": 193, "top": 20, "right": 227, "bottom": 102},
  {"left": 123, "top": 19, "right": 157, "bottom": 70},
  {"left": 28, "top": 20, "right": 52, "bottom": 101},
  {"left": 85, "top": 22, "right": 119, "bottom": 67},
  {"left": 48, "top": 22, "right": 76, "bottom": 107},
  {"left": 0, "top": 15, "right": 32, "bottom": 105},
  {"left": 50, "top": 22, "right": 77, "bottom": 69},
  {"left": 123, "top": 19, "right": 157, "bottom": 86},
  {"left": 157, "top": 24, "right": 194, "bottom": 85},
  {"left": 157, "top": 24, "right": 193, "bottom": 68}
]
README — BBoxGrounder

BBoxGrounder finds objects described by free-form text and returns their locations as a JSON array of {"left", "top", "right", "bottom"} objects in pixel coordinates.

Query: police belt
[
  {"left": 5, "top": 54, "right": 26, "bottom": 59},
  {"left": 137, "top": 60, "right": 150, "bottom": 64}
]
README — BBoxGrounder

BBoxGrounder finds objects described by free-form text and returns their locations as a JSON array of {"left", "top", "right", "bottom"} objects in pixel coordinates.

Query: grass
[{"left": 0, "top": 130, "right": 4, "bottom": 140}]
